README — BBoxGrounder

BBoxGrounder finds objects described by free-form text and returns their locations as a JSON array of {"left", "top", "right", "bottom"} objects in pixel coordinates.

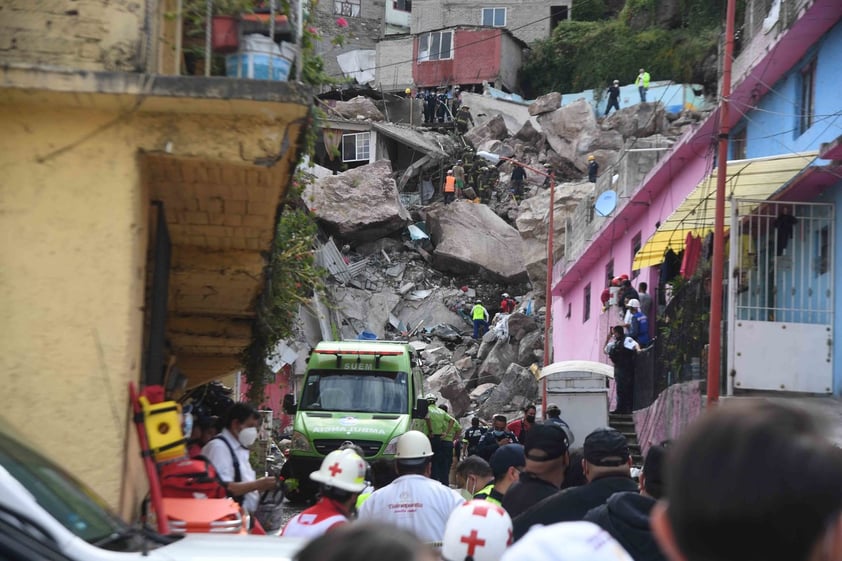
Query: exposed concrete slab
[{"left": 460, "top": 92, "right": 541, "bottom": 136}]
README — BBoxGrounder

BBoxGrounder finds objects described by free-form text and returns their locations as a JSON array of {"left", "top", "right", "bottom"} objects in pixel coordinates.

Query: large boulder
[
  {"left": 475, "top": 338, "right": 518, "bottom": 386},
  {"left": 506, "top": 313, "right": 539, "bottom": 341},
  {"left": 426, "top": 365, "right": 471, "bottom": 418},
  {"left": 426, "top": 201, "right": 528, "bottom": 284},
  {"left": 513, "top": 120, "right": 542, "bottom": 144},
  {"left": 602, "top": 103, "right": 668, "bottom": 139},
  {"left": 528, "top": 92, "right": 561, "bottom": 116},
  {"left": 537, "top": 99, "right": 599, "bottom": 164},
  {"left": 304, "top": 160, "right": 411, "bottom": 242},
  {"left": 331, "top": 96, "right": 385, "bottom": 121},
  {"left": 463, "top": 114, "right": 508, "bottom": 147},
  {"left": 331, "top": 286, "right": 400, "bottom": 339},
  {"left": 477, "top": 363, "right": 539, "bottom": 418},
  {"left": 514, "top": 187, "right": 568, "bottom": 299},
  {"left": 517, "top": 330, "right": 544, "bottom": 365}
]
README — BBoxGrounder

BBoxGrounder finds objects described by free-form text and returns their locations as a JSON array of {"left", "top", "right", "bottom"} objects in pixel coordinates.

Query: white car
[{"left": 0, "top": 419, "right": 307, "bottom": 560}]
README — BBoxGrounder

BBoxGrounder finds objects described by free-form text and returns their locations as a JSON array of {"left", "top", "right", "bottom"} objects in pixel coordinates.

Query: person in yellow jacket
[
  {"left": 425, "top": 395, "right": 460, "bottom": 486},
  {"left": 471, "top": 300, "right": 489, "bottom": 339},
  {"left": 635, "top": 68, "right": 651, "bottom": 102},
  {"left": 443, "top": 169, "right": 456, "bottom": 205}
]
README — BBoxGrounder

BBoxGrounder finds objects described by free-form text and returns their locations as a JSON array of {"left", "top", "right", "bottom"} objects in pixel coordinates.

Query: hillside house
[{"left": 550, "top": 0, "right": 842, "bottom": 445}]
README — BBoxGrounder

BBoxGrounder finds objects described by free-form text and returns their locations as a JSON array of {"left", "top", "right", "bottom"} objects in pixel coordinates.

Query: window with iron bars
[{"left": 335, "top": 0, "right": 361, "bottom": 17}]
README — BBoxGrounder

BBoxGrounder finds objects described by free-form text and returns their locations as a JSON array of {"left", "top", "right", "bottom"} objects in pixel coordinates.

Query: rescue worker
[
  {"left": 436, "top": 87, "right": 449, "bottom": 122},
  {"left": 442, "top": 500, "right": 514, "bottom": 561},
  {"left": 588, "top": 154, "right": 599, "bottom": 183},
  {"left": 455, "top": 105, "right": 474, "bottom": 134},
  {"left": 357, "top": 430, "right": 465, "bottom": 547},
  {"left": 425, "top": 394, "right": 460, "bottom": 486},
  {"left": 471, "top": 299, "right": 489, "bottom": 339},
  {"left": 500, "top": 293, "right": 517, "bottom": 314},
  {"left": 510, "top": 163, "right": 526, "bottom": 198},
  {"left": 280, "top": 448, "right": 367, "bottom": 538},
  {"left": 452, "top": 160, "right": 466, "bottom": 198},
  {"left": 542, "top": 163, "right": 557, "bottom": 189},
  {"left": 443, "top": 169, "right": 456, "bottom": 204},
  {"left": 464, "top": 416, "right": 487, "bottom": 457},
  {"left": 474, "top": 443, "right": 525, "bottom": 506},
  {"left": 477, "top": 415, "right": 517, "bottom": 461},
  {"left": 477, "top": 166, "right": 496, "bottom": 203},
  {"left": 201, "top": 402, "right": 278, "bottom": 515},
  {"left": 636, "top": 68, "right": 651, "bottom": 102}
]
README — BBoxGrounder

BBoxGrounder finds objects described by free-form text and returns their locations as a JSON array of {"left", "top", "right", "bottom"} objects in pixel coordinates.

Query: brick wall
[{"left": 0, "top": 1, "right": 147, "bottom": 71}]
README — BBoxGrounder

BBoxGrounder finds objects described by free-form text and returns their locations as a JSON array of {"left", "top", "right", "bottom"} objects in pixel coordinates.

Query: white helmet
[
  {"left": 442, "top": 500, "right": 514, "bottom": 561},
  {"left": 309, "top": 449, "right": 368, "bottom": 492},
  {"left": 395, "top": 430, "right": 433, "bottom": 460},
  {"left": 425, "top": 393, "right": 437, "bottom": 402}
]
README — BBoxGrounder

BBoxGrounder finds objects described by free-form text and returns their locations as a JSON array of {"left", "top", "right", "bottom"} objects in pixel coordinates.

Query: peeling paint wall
[
  {"left": 0, "top": 103, "right": 147, "bottom": 511},
  {"left": 0, "top": 92, "right": 307, "bottom": 515},
  {"left": 0, "top": 0, "right": 147, "bottom": 71}
]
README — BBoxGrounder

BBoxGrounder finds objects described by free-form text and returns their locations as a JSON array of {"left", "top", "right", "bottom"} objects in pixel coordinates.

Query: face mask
[
  {"left": 525, "top": 415, "right": 536, "bottom": 424},
  {"left": 460, "top": 488, "right": 473, "bottom": 501},
  {"left": 237, "top": 426, "right": 258, "bottom": 448}
]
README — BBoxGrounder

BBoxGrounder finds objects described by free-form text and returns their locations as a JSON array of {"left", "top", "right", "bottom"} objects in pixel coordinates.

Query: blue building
[{"left": 630, "top": 0, "right": 842, "bottom": 398}]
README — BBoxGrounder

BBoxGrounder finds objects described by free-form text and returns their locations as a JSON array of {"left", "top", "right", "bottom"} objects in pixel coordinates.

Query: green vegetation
[
  {"left": 241, "top": 175, "right": 326, "bottom": 402},
  {"left": 521, "top": 0, "right": 733, "bottom": 98}
]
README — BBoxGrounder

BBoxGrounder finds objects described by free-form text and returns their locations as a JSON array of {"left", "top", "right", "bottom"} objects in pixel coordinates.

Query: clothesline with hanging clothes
[{"left": 631, "top": 152, "right": 817, "bottom": 271}]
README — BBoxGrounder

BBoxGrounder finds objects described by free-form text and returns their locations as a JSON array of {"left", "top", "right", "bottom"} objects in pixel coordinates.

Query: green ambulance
[{"left": 281, "top": 340, "right": 429, "bottom": 501}]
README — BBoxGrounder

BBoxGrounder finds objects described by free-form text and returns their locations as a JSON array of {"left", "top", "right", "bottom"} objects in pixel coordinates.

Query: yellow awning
[{"left": 632, "top": 152, "right": 817, "bottom": 270}]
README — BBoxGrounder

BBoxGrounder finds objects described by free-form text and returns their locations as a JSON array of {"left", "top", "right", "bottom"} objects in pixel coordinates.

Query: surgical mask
[
  {"left": 238, "top": 426, "right": 258, "bottom": 448},
  {"left": 525, "top": 415, "right": 536, "bottom": 423}
]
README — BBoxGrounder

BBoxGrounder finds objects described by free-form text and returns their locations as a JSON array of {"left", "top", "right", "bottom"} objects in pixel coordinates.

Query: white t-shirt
[
  {"left": 201, "top": 429, "right": 258, "bottom": 513},
  {"left": 281, "top": 497, "right": 348, "bottom": 539},
  {"left": 357, "top": 474, "right": 466, "bottom": 546}
]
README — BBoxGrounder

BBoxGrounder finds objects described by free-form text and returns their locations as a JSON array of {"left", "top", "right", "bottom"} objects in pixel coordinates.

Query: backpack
[{"left": 159, "top": 456, "right": 228, "bottom": 499}]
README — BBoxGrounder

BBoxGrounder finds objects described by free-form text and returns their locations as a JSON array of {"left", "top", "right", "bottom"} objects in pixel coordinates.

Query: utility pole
[
  {"left": 476, "top": 151, "right": 555, "bottom": 414},
  {"left": 708, "top": 0, "right": 737, "bottom": 406}
]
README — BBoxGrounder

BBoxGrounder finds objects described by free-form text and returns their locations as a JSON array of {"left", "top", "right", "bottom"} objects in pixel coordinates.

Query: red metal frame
[{"left": 128, "top": 382, "right": 170, "bottom": 535}]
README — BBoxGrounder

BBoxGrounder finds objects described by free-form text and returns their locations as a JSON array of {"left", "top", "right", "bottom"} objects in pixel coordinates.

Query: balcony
[{"left": 164, "top": 1, "right": 298, "bottom": 80}]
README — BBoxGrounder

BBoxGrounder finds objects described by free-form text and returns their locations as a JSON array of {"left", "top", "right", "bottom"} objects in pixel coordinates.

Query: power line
[{"left": 324, "top": 12, "right": 558, "bottom": 80}]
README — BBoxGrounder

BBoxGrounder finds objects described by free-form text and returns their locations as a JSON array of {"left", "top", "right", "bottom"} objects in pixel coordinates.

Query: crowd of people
[
  {"left": 601, "top": 275, "right": 654, "bottom": 414},
  {"left": 197, "top": 396, "right": 842, "bottom": 561}
]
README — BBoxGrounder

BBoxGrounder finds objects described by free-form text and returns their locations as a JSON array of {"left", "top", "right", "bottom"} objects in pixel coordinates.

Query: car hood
[{"left": 157, "top": 533, "right": 307, "bottom": 560}]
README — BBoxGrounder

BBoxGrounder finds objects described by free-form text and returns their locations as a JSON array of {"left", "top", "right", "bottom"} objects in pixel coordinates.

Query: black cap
[
  {"left": 524, "top": 424, "right": 569, "bottom": 462},
  {"left": 490, "top": 444, "right": 526, "bottom": 477},
  {"left": 583, "top": 428, "right": 630, "bottom": 467},
  {"left": 642, "top": 444, "right": 667, "bottom": 498}
]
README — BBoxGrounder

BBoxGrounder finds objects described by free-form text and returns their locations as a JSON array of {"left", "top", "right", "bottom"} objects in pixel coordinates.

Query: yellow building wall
[
  {"left": 0, "top": 103, "right": 148, "bottom": 512},
  {"left": 0, "top": 81, "right": 308, "bottom": 517},
  {"left": 0, "top": 1, "right": 147, "bottom": 72}
]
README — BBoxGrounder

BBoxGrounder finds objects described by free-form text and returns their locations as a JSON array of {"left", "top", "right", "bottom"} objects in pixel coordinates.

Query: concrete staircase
[{"left": 608, "top": 412, "right": 643, "bottom": 466}]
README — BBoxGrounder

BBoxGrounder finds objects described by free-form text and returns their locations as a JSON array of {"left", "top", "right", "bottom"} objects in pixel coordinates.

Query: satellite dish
[{"left": 594, "top": 190, "right": 617, "bottom": 217}]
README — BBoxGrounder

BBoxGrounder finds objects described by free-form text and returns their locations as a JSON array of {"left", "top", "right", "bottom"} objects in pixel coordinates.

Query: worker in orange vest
[{"left": 443, "top": 169, "right": 456, "bottom": 205}]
